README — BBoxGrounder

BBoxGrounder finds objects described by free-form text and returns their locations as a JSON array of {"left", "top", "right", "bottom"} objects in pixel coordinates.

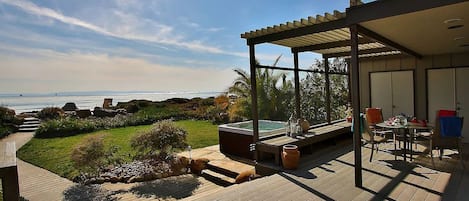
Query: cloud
[
  {"left": 0, "top": 0, "right": 245, "bottom": 57},
  {"left": 0, "top": 46, "right": 236, "bottom": 93}
]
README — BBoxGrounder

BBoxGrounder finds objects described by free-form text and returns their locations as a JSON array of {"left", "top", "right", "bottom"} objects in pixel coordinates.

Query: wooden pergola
[{"left": 241, "top": 0, "right": 469, "bottom": 187}]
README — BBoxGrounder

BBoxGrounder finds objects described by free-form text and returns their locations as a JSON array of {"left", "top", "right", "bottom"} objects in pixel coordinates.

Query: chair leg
[
  {"left": 370, "top": 143, "right": 374, "bottom": 162},
  {"left": 394, "top": 136, "right": 397, "bottom": 160},
  {"left": 430, "top": 139, "right": 435, "bottom": 168},
  {"left": 458, "top": 140, "right": 465, "bottom": 169},
  {"left": 439, "top": 149, "right": 443, "bottom": 160}
]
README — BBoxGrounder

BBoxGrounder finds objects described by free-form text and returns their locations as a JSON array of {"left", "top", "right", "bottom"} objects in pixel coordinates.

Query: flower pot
[{"left": 282, "top": 145, "right": 300, "bottom": 170}]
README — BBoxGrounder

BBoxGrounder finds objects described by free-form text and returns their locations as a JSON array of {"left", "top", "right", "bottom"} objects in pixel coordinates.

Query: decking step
[
  {"left": 206, "top": 163, "right": 239, "bottom": 179},
  {"left": 201, "top": 169, "right": 236, "bottom": 187},
  {"left": 23, "top": 117, "right": 39, "bottom": 121}
]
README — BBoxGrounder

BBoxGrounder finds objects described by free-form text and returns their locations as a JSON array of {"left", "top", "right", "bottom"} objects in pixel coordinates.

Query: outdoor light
[
  {"left": 448, "top": 24, "right": 464, "bottom": 29},
  {"left": 443, "top": 18, "right": 462, "bottom": 24}
]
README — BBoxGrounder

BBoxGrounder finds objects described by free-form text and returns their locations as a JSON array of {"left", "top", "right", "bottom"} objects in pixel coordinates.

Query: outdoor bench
[{"left": 257, "top": 121, "right": 351, "bottom": 165}]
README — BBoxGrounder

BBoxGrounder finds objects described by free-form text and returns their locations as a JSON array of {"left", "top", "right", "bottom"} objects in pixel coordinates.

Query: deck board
[{"left": 191, "top": 139, "right": 469, "bottom": 201}]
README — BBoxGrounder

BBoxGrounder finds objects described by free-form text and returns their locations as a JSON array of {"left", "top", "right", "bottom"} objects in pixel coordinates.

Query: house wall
[{"left": 358, "top": 51, "right": 469, "bottom": 120}]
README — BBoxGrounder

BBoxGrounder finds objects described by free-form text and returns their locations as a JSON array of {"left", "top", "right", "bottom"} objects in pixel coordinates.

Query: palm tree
[{"left": 228, "top": 55, "right": 294, "bottom": 121}]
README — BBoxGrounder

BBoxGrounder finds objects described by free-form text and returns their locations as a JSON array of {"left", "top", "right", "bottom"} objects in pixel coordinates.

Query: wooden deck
[{"left": 187, "top": 138, "right": 469, "bottom": 201}]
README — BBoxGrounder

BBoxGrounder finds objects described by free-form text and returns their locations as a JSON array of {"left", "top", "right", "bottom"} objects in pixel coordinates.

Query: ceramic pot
[
  {"left": 282, "top": 145, "right": 300, "bottom": 170},
  {"left": 299, "top": 118, "right": 310, "bottom": 133}
]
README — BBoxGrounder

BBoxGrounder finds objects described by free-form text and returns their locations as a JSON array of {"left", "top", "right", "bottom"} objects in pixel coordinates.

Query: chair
[
  {"left": 365, "top": 108, "right": 393, "bottom": 137},
  {"left": 358, "top": 114, "right": 390, "bottom": 162},
  {"left": 429, "top": 110, "right": 464, "bottom": 167}
]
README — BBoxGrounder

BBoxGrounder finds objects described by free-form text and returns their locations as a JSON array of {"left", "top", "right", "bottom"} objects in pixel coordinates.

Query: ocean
[{"left": 0, "top": 91, "right": 222, "bottom": 114}]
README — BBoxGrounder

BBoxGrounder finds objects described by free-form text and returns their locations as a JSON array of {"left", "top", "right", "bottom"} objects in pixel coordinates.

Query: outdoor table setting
[{"left": 376, "top": 115, "right": 433, "bottom": 161}]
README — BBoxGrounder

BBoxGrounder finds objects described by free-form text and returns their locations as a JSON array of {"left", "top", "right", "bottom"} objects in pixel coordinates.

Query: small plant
[
  {"left": 71, "top": 134, "right": 106, "bottom": 175},
  {"left": 37, "top": 107, "right": 64, "bottom": 120},
  {"left": 131, "top": 120, "right": 188, "bottom": 159}
]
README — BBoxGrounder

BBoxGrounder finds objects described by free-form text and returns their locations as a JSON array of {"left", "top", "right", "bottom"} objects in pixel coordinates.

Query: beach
[{"left": 0, "top": 91, "right": 221, "bottom": 114}]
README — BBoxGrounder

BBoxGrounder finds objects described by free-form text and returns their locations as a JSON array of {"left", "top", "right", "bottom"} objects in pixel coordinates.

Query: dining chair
[
  {"left": 365, "top": 108, "right": 393, "bottom": 137},
  {"left": 359, "top": 114, "right": 390, "bottom": 162},
  {"left": 429, "top": 110, "right": 464, "bottom": 168}
]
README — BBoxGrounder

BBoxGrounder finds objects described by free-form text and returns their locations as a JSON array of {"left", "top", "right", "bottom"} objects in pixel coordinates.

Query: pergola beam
[
  {"left": 323, "top": 47, "right": 395, "bottom": 58},
  {"left": 247, "top": 18, "right": 347, "bottom": 45},
  {"left": 356, "top": 25, "right": 422, "bottom": 59},
  {"left": 292, "top": 37, "right": 374, "bottom": 53},
  {"left": 256, "top": 64, "right": 349, "bottom": 75},
  {"left": 346, "top": 0, "right": 468, "bottom": 25}
]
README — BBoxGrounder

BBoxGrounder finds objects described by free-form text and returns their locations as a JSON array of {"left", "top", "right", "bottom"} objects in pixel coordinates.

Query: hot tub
[{"left": 218, "top": 120, "right": 286, "bottom": 159}]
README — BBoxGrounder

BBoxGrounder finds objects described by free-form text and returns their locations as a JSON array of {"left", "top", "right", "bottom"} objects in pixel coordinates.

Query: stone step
[
  {"left": 18, "top": 127, "right": 38, "bottom": 132},
  {"left": 19, "top": 124, "right": 41, "bottom": 128},
  {"left": 23, "top": 120, "right": 40, "bottom": 125},
  {"left": 23, "top": 117, "right": 39, "bottom": 121},
  {"left": 201, "top": 169, "right": 236, "bottom": 187}
]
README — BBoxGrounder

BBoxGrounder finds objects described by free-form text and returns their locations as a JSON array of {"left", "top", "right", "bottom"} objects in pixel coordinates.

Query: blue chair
[{"left": 430, "top": 116, "right": 464, "bottom": 168}]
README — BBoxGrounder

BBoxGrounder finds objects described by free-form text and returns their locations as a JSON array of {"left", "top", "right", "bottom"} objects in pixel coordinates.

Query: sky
[{"left": 0, "top": 0, "right": 354, "bottom": 94}]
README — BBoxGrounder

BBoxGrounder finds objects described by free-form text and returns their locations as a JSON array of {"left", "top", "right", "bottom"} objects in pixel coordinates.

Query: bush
[
  {"left": 0, "top": 106, "right": 22, "bottom": 138},
  {"left": 71, "top": 134, "right": 106, "bottom": 174},
  {"left": 37, "top": 107, "right": 64, "bottom": 120},
  {"left": 131, "top": 120, "right": 188, "bottom": 159}
]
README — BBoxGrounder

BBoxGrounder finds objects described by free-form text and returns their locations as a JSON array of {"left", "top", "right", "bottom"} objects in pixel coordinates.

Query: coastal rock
[
  {"left": 62, "top": 102, "right": 78, "bottom": 111},
  {"left": 93, "top": 107, "right": 117, "bottom": 117},
  {"left": 76, "top": 109, "right": 92, "bottom": 118}
]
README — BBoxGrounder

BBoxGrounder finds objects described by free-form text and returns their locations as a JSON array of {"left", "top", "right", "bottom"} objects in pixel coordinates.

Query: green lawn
[{"left": 16, "top": 120, "right": 219, "bottom": 179}]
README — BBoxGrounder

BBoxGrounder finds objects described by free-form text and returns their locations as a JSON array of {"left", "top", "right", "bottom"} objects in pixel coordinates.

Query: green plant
[
  {"left": 37, "top": 107, "right": 64, "bottom": 120},
  {"left": 70, "top": 134, "right": 106, "bottom": 174},
  {"left": 0, "top": 106, "right": 22, "bottom": 138},
  {"left": 131, "top": 120, "right": 188, "bottom": 159}
]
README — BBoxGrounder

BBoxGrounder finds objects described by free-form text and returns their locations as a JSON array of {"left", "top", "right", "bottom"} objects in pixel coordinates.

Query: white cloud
[
  {"left": 0, "top": 0, "right": 245, "bottom": 57},
  {"left": 0, "top": 46, "right": 236, "bottom": 93}
]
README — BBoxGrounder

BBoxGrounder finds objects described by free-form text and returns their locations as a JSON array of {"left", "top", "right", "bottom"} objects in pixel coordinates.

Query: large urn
[{"left": 282, "top": 145, "right": 300, "bottom": 170}]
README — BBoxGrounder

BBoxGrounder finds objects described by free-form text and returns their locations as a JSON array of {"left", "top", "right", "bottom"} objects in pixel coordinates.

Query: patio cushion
[{"left": 439, "top": 116, "right": 462, "bottom": 137}]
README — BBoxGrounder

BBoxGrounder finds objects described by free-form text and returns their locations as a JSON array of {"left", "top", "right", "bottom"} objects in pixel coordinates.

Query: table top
[{"left": 376, "top": 122, "right": 433, "bottom": 130}]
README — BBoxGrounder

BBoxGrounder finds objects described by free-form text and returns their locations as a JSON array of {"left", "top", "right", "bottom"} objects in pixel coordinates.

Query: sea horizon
[{"left": 0, "top": 90, "right": 223, "bottom": 114}]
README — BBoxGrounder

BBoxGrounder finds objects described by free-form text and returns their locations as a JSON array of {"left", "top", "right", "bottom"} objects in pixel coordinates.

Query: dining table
[{"left": 376, "top": 122, "right": 433, "bottom": 161}]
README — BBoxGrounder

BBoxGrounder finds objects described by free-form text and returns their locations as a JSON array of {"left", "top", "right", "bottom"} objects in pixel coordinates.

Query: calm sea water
[{"left": 0, "top": 91, "right": 221, "bottom": 114}]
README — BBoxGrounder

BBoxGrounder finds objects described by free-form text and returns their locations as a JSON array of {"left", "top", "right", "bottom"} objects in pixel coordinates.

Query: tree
[
  {"left": 300, "top": 58, "right": 349, "bottom": 124},
  {"left": 228, "top": 55, "right": 294, "bottom": 121}
]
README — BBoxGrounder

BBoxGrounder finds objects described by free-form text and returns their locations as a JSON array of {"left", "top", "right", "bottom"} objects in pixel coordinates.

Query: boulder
[
  {"left": 76, "top": 109, "right": 91, "bottom": 118},
  {"left": 93, "top": 107, "right": 118, "bottom": 117},
  {"left": 62, "top": 102, "right": 78, "bottom": 111}
]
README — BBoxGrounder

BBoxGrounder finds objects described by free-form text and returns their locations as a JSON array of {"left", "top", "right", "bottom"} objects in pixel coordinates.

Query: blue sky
[{"left": 0, "top": 0, "right": 353, "bottom": 93}]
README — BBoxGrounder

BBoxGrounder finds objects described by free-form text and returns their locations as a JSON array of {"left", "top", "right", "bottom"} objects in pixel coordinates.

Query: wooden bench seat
[{"left": 257, "top": 121, "right": 351, "bottom": 165}]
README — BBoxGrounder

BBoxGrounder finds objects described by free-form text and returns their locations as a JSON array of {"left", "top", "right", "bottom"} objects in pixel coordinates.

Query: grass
[{"left": 16, "top": 120, "right": 219, "bottom": 179}]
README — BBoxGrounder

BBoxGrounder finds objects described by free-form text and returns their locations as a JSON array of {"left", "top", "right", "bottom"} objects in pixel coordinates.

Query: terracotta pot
[
  {"left": 299, "top": 118, "right": 310, "bottom": 133},
  {"left": 282, "top": 145, "right": 300, "bottom": 170}
]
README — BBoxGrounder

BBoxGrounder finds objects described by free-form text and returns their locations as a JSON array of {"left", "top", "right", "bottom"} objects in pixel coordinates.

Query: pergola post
[
  {"left": 324, "top": 57, "right": 331, "bottom": 123},
  {"left": 350, "top": 24, "right": 362, "bottom": 187},
  {"left": 293, "top": 51, "right": 301, "bottom": 119},
  {"left": 249, "top": 44, "right": 259, "bottom": 160}
]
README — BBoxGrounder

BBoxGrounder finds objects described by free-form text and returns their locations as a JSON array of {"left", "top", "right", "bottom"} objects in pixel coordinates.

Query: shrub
[
  {"left": 131, "top": 120, "right": 188, "bottom": 159},
  {"left": 0, "top": 106, "right": 22, "bottom": 138},
  {"left": 37, "top": 107, "right": 64, "bottom": 120},
  {"left": 71, "top": 134, "right": 106, "bottom": 174}
]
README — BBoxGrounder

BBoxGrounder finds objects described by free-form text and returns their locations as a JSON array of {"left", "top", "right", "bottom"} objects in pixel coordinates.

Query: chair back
[
  {"left": 440, "top": 116, "right": 463, "bottom": 137},
  {"left": 365, "top": 108, "right": 384, "bottom": 126}
]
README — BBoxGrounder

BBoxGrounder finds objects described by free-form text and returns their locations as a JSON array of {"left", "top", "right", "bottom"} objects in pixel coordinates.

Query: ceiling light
[
  {"left": 444, "top": 18, "right": 462, "bottom": 24},
  {"left": 454, "top": 37, "right": 465, "bottom": 41},
  {"left": 448, "top": 25, "right": 464, "bottom": 29}
]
